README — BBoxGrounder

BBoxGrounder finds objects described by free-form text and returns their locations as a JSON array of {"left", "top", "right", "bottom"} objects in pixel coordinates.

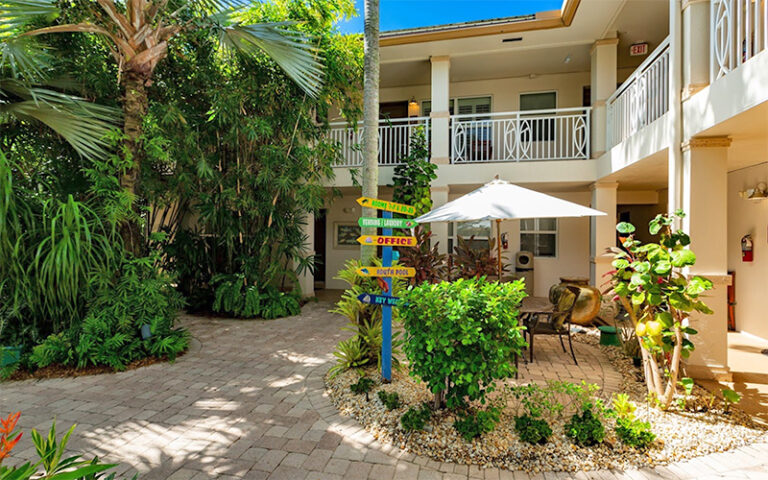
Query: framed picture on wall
[{"left": 335, "top": 223, "right": 361, "bottom": 248}]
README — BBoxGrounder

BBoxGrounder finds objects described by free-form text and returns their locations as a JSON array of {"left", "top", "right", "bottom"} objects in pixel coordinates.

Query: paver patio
[{"left": 2, "top": 298, "right": 767, "bottom": 479}]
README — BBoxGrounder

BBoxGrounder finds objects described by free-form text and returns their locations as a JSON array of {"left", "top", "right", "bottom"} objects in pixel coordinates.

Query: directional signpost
[{"left": 356, "top": 196, "right": 416, "bottom": 382}]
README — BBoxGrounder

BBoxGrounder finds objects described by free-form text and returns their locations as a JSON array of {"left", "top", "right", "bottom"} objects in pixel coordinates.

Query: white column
[
  {"left": 430, "top": 56, "right": 451, "bottom": 165},
  {"left": 590, "top": 36, "right": 618, "bottom": 157},
  {"left": 430, "top": 186, "right": 450, "bottom": 255},
  {"left": 298, "top": 212, "right": 315, "bottom": 298},
  {"left": 669, "top": 0, "right": 684, "bottom": 217},
  {"left": 590, "top": 182, "right": 618, "bottom": 287},
  {"left": 682, "top": 0, "right": 710, "bottom": 99},
  {"left": 681, "top": 137, "right": 731, "bottom": 381}
]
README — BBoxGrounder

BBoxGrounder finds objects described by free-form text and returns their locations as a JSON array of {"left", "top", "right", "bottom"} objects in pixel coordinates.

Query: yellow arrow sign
[
  {"left": 356, "top": 266, "right": 416, "bottom": 278},
  {"left": 356, "top": 197, "right": 416, "bottom": 216},
  {"left": 356, "top": 235, "right": 417, "bottom": 247}
]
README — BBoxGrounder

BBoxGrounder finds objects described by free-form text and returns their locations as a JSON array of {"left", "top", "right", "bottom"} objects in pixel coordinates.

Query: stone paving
[{"left": 2, "top": 299, "right": 768, "bottom": 479}]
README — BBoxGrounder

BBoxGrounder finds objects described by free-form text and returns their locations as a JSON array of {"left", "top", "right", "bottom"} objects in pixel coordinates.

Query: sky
[{"left": 337, "top": 0, "right": 564, "bottom": 34}]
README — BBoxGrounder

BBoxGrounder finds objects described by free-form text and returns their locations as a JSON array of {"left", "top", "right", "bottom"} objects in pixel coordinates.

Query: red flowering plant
[
  {"left": 0, "top": 412, "right": 22, "bottom": 464},
  {"left": 605, "top": 211, "right": 712, "bottom": 409}
]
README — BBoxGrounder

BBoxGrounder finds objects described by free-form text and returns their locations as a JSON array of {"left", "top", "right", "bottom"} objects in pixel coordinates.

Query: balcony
[
  {"left": 606, "top": 37, "right": 670, "bottom": 148},
  {"left": 328, "top": 108, "right": 591, "bottom": 167},
  {"left": 450, "top": 108, "right": 590, "bottom": 163},
  {"left": 711, "top": 0, "right": 768, "bottom": 81}
]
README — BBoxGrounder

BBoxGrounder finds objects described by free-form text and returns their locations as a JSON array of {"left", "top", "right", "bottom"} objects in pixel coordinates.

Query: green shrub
[
  {"left": 377, "top": 391, "right": 401, "bottom": 410},
  {"left": 400, "top": 403, "right": 432, "bottom": 432},
  {"left": 30, "top": 255, "right": 188, "bottom": 371},
  {"left": 615, "top": 417, "right": 656, "bottom": 448},
  {"left": 611, "top": 393, "right": 636, "bottom": 420},
  {"left": 350, "top": 377, "right": 375, "bottom": 395},
  {"left": 212, "top": 274, "right": 300, "bottom": 319},
  {"left": 453, "top": 407, "right": 501, "bottom": 441},
  {"left": 400, "top": 278, "right": 526, "bottom": 409},
  {"left": 564, "top": 404, "right": 605, "bottom": 446},
  {"left": 514, "top": 414, "right": 552, "bottom": 445}
]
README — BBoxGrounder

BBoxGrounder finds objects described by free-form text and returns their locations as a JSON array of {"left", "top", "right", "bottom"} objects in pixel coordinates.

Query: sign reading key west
[
  {"left": 357, "top": 293, "right": 402, "bottom": 307},
  {"left": 357, "top": 197, "right": 416, "bottom": 216},
  {"left": 358, "top": 217, "right": 417, "bottom": 229},
  {"left": 357, "top": 235, "right": 417, "bottom": 247}
]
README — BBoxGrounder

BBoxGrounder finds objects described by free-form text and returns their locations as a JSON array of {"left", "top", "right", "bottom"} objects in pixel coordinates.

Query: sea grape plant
[{"left": 606, "top": 211, "right": 712, "bottom": 408}]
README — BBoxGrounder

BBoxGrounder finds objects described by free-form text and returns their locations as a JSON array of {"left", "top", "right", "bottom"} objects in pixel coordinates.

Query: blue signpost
[{"left": 355, "top": 197, "right": 416, "bottom": 383}]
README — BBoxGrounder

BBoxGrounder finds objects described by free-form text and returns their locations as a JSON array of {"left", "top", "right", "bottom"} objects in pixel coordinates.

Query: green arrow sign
[{"left": 358, "top": 217, "right": 418, "bottom": 229}]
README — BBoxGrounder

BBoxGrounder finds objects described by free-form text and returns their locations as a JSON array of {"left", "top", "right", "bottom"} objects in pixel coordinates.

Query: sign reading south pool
[
  {"left": 357, "top": 293, "right": 402, "bottom": 307},
  {"left": 356, "top": 266, "right": 416, "bottom": 278},
  {"left": 357, "top": 235, "right": 417, "bottom": 247},
  {"left": 358, "top": 217, "right": 417, "bottom": 229},
  {"left": 356, "top": 197, "right": 416, "bottom": 216}
]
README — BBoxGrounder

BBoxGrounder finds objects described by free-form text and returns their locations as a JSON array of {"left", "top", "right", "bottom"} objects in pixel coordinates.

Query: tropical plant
[
  {"left": 377, "top": 390, "right": 401, "bottom": 410},
  {"left": 328, "top": 336, "right": 369, "bottom": 380},
  {"left": 398, "top": 226, "right": 447, "bottom": 285},
  {"left": 564, "top": 403, "right": 606, "bottom": 446},
  {"left": 360, "top": 0, "right": 380, "bottom": 264},
  {"left": 721, "top": 388, "right": 741, "bottom": 413},
  {"left": 350, "top": 377, "right": 375, "bottom": 397},
  {"left": 514, "top": 414, "right": 552, "bottom": 445},
  {"left": 607, "top": 211, "right": 712, "bottom": 408},
  {"left": 453, "top": 406, "right": 501, "bottom": 442},
  {"left": 331, "top": 258, "right": 405, "bottom": 327},
  {"left": 400, "top": 403, "right": 431, "bottom": 432},
  {"left": 0, "top": 414, "right": 135, "bottom": 479},
  {"left": 451, "top": 236, "right": 504, "bottom": 280},
  {"left": 3, "top": 0, "right": 325, "bottom": 254},
  {"left": 391, "top": 126, "right": 436, "bottom": 217},
  {"left": 400, "top": 278, "right": 526, "bottom": 409},
  {"left": 211, "top": 274, "right": 301, "bottom": 320}
]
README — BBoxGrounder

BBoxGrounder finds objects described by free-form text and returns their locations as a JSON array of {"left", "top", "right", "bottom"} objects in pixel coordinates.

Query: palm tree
[
  {"left": 0, "top": 36, "right": 119, "bottom": 160},
  {"left": 360, "top": 0, "right": 379, "bottom": 263},
  {"left": 1, "top": 0, "right": 324, "bottom": 255}
]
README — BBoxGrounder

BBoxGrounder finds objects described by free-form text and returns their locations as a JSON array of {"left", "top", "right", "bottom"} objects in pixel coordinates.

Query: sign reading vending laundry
[{"left": 358, "top": 217, "right": 417, "bottom": 229}]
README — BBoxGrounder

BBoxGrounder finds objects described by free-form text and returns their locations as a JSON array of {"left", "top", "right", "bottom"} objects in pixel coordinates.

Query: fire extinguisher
[{"left": 742, "top": 234, "right": 754, "bottom": 262}]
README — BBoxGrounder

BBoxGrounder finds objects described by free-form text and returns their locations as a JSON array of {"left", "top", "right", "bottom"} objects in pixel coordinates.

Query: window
[
  {"left": 520, "top": 92, "right": 556, "bottom": 142},
  {"left": 520, "top": 218, "right": 557, "bottom": 257},
  {"left": 449, "top": 220, "right": 491, "bottom": 252},
  {"left": 421, "top": 97, "right": 490, "bottom": 117}
]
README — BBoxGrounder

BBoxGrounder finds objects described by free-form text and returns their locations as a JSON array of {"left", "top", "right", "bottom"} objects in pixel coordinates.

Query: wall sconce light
[
  {"left": 738, "top": 182, "right": 767, "bottom": 201},
  {"left": 408, "top": 97, "right": 420, "bottom": 117}
]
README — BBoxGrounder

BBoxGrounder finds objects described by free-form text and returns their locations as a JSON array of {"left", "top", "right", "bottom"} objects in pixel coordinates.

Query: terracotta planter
[{"left": 549, "top": 277, "right": 601, "bottom": 326}]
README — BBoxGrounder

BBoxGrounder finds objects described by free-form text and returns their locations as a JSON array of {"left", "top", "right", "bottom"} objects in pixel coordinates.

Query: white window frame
[
  {"left": 449, "top": 220, "right": 492, "bottom": 253},
  {"left": 520, "top": 218, "right": 558, "bottom": 258},
  {"left": 421, "top": 95, "right": 493, "bottom": 117}
]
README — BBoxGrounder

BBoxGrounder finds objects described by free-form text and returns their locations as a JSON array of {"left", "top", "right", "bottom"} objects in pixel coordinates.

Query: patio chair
[{"left": 526, "top": 285, "right": 580, "bottom": 365}]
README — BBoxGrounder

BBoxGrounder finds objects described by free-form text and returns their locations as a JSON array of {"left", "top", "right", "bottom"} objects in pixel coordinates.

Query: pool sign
[
  {"left": 357, "top": 235, "right": 417, "bottom": 247},
  {"left": 357, "top": 197, "right": 416, "bottom": 216},
  {"left": 358, "top": 217, "right": 417, "bottom": 229},
  {"left": 357, "top": 293, "right": 402, "bottom": 307},
  {"left": 356, "top": 266, "right": 415, "bottom": 278}
]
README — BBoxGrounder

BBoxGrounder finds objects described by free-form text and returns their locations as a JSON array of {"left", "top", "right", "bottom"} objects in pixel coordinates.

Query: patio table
[{"left": 519, "top": 296, "right": 554, "bottom": 363}]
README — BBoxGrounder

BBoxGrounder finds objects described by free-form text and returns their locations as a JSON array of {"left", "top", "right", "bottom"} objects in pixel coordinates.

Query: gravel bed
[{"left": 325, "top": 329, "right": 768, "bottom": 473}]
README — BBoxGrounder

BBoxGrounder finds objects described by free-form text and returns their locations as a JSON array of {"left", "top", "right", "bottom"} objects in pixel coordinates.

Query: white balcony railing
[
  {"left": 712, "top": 0, "right": 768, "bottom": 81},
  {"left": 606, "top": 37, "right": 670, "bottom": 148},
  {"left": 328, "top": 117, "right": 430, "bottom": 167},
  {"left": 450, "top": 107, "right": 591, "bottom": 163}
]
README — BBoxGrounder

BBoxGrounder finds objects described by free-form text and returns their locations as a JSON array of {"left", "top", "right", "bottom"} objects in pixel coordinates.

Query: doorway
[{"left": 314, "top": 209, "right": 327, "bottom": 288}]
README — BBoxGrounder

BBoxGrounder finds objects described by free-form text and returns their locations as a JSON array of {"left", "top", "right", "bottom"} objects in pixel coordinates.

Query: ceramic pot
[{"left": 549, "top": 277, "right": 601, "bottom": 326}]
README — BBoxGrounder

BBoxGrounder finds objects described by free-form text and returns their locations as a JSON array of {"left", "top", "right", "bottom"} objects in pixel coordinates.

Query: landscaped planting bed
[{"left": 325, "top": 330, "right": 768, "bottom": 473}]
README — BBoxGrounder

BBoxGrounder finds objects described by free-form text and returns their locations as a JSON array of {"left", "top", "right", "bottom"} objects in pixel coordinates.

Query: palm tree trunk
[
  {"left": 360, "top": 0, "right": 380, "bottom": 264},
  {"left": 120, "top": 70, "right": 148, "bottom": 256}
]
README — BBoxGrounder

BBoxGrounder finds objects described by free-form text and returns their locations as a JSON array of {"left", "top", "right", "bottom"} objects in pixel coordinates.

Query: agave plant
[{"left": 1, "top": 0, "right": 325, "bottom": 254}]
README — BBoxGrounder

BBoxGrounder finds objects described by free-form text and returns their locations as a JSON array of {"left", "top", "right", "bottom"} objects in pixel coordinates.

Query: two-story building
[{"left": 300, "top": 0, "right": 768, "bottom": 382}]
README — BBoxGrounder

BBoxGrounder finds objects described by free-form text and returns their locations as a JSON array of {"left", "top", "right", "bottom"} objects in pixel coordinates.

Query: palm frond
[
  {"left": 1, "top": 37, "right": 50, "bottom": 81},
  {"left": 0, "top": 0, "right": 59, "bottom": 33},
  {"left": 219, "top": 22, "right": 324, "bottom": 98},
  {"left": 0, "top": 80, "right": 120, "bottom": 159}
]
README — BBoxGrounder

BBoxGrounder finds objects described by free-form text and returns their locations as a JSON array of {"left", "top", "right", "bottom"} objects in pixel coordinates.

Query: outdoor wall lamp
[
  {"left": 408, "top": 97, "right": 420, "bottom": 117},
  {"left": 738, "top": 182, "right": 767, "bottom": 201}
]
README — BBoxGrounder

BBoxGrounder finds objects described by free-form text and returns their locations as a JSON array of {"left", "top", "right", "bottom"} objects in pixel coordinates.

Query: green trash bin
[{"left": 597, "top": 326, "right": 621, "bottom": 347}]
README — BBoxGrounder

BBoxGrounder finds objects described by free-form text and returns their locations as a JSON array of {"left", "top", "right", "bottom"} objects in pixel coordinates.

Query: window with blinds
[{"left": 520, "top": 92, "right": 557, "bottom": 142}]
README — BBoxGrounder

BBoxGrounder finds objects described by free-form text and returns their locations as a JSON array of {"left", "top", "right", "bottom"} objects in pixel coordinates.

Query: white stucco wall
[{"left": 727, "top": 162, "right": 768, "bottom": 340}]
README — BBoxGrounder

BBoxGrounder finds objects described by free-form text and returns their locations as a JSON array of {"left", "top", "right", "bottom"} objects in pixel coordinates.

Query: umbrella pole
[{"left": 496, "top": 219, "right": 502, "bottom": 281}]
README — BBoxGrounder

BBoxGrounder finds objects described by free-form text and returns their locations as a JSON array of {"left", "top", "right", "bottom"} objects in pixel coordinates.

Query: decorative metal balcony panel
[
  {"left": 327, "top": 117, "right": 430, "bottom": 168},
  {"left": 712, "top": 0, "right": 767, "bottom": 81}
]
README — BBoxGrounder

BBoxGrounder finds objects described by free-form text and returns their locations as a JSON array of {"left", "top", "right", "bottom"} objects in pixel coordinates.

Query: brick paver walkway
[{"left": 2, "top": 299, "right": 767, "bottom": 479}]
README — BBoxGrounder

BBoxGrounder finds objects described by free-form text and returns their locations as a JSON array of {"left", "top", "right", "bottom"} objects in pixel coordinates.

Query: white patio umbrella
[{"left": 415, "top": 178, "right": 607, "bottom": 279}]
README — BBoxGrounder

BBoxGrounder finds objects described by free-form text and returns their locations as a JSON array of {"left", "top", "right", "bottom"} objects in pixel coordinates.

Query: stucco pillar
[
  {"left": 590, "top": 36, "right": 618, "bottom": 157},
  {"left": 590, "top": 182, "right": 618, "bottom": 288},
  {"left": 681, "top": 137, "right": 731, "bottom": 381},
  {"left": 682, "top": 0, "right": 711, "bottom": 99},
  {"left": 430, "top": 186, "right": 450, "bottom": 255},
  {"left": 298, "top": 212, "right": 315, "bottom": 298},
  {"left": 430, "top": 56, "right": 451, "bottom": 165}
]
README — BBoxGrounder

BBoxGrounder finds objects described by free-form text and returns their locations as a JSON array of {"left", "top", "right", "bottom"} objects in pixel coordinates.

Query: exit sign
[{"left": 630, "top": 43, "right": 649, "bottom": 56}]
